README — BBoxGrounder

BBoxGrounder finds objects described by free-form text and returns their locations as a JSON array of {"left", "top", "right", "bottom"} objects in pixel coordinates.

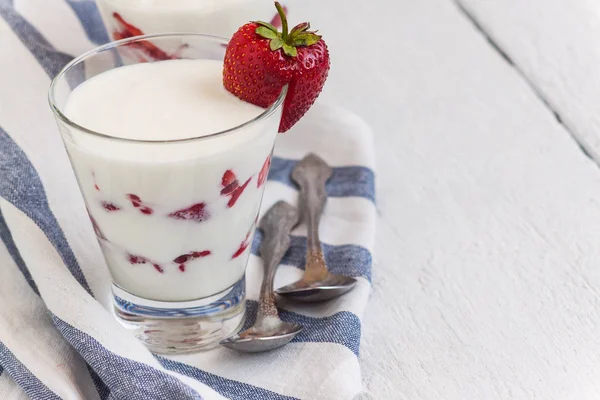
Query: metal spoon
[
  {"left": 220, "top": 201, "right": 302, "bottom": 352},
  {"left": 275, "top": 153, "right": 357, "bottom": 302}
]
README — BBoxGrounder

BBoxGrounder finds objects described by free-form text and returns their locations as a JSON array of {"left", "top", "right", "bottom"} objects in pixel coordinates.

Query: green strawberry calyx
[{"left": 253, "top": 2, "right": 321, "bottom": 57}]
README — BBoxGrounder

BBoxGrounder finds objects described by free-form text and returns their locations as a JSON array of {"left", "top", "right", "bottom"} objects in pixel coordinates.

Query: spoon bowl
[
  {"left": 220, "top": 201, "right": 301, "bottom": 353},
  {"left": 276, "top": 274, "right": 357, "bottom": 302},
  {"left": 221, "top": 319, "right": 302, "bottom": 352}
]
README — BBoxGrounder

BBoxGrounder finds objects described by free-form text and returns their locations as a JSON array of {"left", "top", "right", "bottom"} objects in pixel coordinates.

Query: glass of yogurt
[
  {"left": 96, "top": 0, "right": 279, "bottom": 40},
  {"left": 48, "top": 33, "right": 285, "bottom": 353}
]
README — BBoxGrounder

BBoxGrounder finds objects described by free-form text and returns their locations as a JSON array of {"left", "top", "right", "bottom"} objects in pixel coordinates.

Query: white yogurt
[
  {"left": 96, "top": 0, "right": 276, "bottom": 40},
  {"left": 62, "top": 59, "right": 280, "bottom": 301}
]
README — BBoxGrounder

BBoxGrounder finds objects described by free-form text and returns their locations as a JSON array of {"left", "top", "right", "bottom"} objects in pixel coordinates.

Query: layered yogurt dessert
[
  {"left": 51, "top": 3, "right": 329, "bottom": 351},
  {"left": 62, "top": 59, "right": 280, "bottom": 302},
  {"left": 96, "top": 0, "right": 277, "bottom": 43}
]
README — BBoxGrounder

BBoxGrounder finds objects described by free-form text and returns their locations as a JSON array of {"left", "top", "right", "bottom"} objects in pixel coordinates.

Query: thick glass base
[{"left": 112, "top": 276, "right": 245, "bottom": 354}]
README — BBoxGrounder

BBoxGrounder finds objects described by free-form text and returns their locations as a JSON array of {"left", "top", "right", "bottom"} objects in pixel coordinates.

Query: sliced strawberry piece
[
  {"left": 220, "top": 181, "right": 239, "bottom": 196},
  {"left": 153, "top": 264, "right": 164, "bottom": 273},
  {"left": 92, "top": 172, "right": 100, "bottom": 191},
  {"left": 126, "top": 194, "right": 154, "bottom": 215},
  {"left": 127, "top": 194, "right": 141, "bottom": 207},
  {"left": 220, "top": 170, "right": 251, "bottom": 208},
  {"left": 113, "top": 13, "right": 144, "bottom": 37},
  {"left": 222, "top": 170, "right": 237, "bottom": 187},
  {"left": 140, "top": 207, "right": 153, "bottom": 215},
  {"left": 112, "top": 13, "right": 172, "bottom": 61},
  {"left": 257, "top": 154, "right": 272, "bottom": 188},
  {"left": 173, "top": 250, "right": 211, "bottom": 272},
  {"left": 127, "top": 254, "right": 164, "bottom": 273},
  {"left": 227, "top": 177, "right": 251, "bottom": 208},
  {"left": 101, "top": 202, "right": 120, "bottom": 212},
  {"left": 169, "top": 202, "right": 209, "bottom": 222},
  {"left": 232, "top": 242, "right": 249, "bottom": 259},
  {"left": 231, "top": 219, "right": 256, "bottom": 259}
]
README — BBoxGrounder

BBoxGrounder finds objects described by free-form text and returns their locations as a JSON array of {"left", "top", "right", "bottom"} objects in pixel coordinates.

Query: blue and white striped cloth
[{"left": 0, "top": 1, "right": 376, "bottom": 399}]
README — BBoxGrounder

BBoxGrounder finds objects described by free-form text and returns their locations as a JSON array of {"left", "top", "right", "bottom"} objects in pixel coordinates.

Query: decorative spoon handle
[
  {"left": 258, "top": 201, "right": 299, "bottom": 319},
  {"left": 291, "top": 154, "right": 333, "bottom": 280}
]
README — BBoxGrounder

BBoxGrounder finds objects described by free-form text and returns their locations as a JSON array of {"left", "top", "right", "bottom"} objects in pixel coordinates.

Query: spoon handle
[
  {"left": 259, "top": 236, "right": 290, "bottom": 318},
  {"left": 258, "top": 201, "right": 299, "bottom": 318},
  {"left": 291, "top": 154, "right": 333, "bottom": 280}
]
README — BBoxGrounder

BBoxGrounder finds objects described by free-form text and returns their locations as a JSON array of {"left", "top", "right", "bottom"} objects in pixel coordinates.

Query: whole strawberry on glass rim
[{"left": 223, "top": 2, "right": 330, "bottom": 133}]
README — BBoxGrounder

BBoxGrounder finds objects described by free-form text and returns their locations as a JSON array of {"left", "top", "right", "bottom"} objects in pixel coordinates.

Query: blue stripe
[
  {"left": 0, "top": 364, "right": 3, "bottom": 377},
  {"left": 269, "top": 157, "right": 376, "bottom": 203},
  {"left": 87, "top": 365, "right": 110, "bottom": 400},
  {"left": 242, "top": 301, "right": 361, "bottom": 356},
  {"left": 0, "top": 218, "right": 111, "bottom": 400},
  {"left": 64, "top": 0, "right": 109, "bottom": 45},
  {"left": 252, "top": 231, "right": 372, "bottom": 282},
  {"left": 157, "top": 357, "right": 298, "bottom": 400},
  {"left": 0, "top": 126, "right": 93, "bottom": 294},
  {"left": 0, "top": 206, "right": 39, "bottom": 295},
  {"left": 0, "top": 342, "right": 60, "bottom": 400},
  {"left": 0, "top": 3, "right": 73, "bottom": 78},
  {"left": 52, "top": 317, "right": 203, "bottom": 400}
]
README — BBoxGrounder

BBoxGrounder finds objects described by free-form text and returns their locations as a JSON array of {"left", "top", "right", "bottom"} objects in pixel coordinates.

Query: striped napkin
[{"left": 0, "top": 1, "right": 376, "bottom": 399}]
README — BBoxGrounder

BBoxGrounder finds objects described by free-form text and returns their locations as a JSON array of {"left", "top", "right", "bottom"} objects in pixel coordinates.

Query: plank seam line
[{"left": 452, "top": 0, "right": 598, "bottom": 165}]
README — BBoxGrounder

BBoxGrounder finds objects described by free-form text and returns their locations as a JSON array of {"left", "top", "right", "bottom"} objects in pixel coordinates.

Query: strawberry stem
[{"left": 274, "top": 2, "right": 289, "bottom": 40}]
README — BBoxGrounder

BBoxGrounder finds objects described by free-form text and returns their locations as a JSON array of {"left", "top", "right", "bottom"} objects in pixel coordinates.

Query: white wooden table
[{"left": 292, "top": 0, "right": 600, "bottom": 398}]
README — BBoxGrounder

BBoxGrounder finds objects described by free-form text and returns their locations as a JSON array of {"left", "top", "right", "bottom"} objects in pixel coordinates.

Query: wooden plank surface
[
  {"left": 456, "top": 0, "right": 600, "bottom": 163},
  {"left": 290, "top": 0, "right": 600, "bottom": 398}
]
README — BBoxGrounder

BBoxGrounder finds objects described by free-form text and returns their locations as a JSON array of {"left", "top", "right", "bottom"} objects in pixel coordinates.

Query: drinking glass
[{"left": 49, "top": 34, "right": 285, "bottom": 353}]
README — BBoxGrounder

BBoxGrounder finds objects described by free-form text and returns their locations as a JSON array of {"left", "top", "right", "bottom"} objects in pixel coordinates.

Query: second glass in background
[{"left": 96, "top": 0, "right": 279, "bottom": 42}]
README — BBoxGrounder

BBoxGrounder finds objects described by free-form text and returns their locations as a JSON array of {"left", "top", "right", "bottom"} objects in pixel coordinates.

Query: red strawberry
[{"left": 223, "top": 2, "right": 329, "bottom": 133}]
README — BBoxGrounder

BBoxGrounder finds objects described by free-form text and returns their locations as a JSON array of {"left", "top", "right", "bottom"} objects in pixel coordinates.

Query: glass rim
[{"left": 48, "top": 32, "right": 287, "bottom": 144}]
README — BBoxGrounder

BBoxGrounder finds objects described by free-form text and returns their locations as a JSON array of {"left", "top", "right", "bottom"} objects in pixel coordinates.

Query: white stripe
[
  {"left": 13, "top": 0, "right": 95, "bottom": 56},
  {"left": 246, "top": 256, "right": 371, "bottom": 319},
  {"left": 0, "top": 16, "right": 113, "bottom": 309},
  {"left": 0, "top": 372, "right": 29, "bottom": 400},
  {"left": 0, "top": 198, "right": 223, "bottom": 399},
  {"left": 0, "top": 204, "right": 100, "bottom": 400},
  {"left": 262, "top": 182, "right": 376, "bottom": 251},
  {"left": 274, "top": 102, "right": 376, "bottom": 169},
  {"left": 169, "top": 342, "right": 362, "bottom": 400}
]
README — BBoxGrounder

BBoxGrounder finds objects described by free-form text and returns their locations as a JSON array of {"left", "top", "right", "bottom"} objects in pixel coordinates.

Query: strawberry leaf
[
  {"left": 253, "top": 21, "right": 278, "bottom": 32},
  {"left": 290, "top": 22, "right": 310, "bottom": 34},
  {"left": 256, "top": 26, "right": 278, "bottom": 39},
  {"left": 291, "top": 32, "right": 322, "bottom": 47},
  {"left": 270, "top": 37, "right": 284, "bottom": 51},
  {"left": 282, "top": 43, "right": 297, "bottom": 57}
]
